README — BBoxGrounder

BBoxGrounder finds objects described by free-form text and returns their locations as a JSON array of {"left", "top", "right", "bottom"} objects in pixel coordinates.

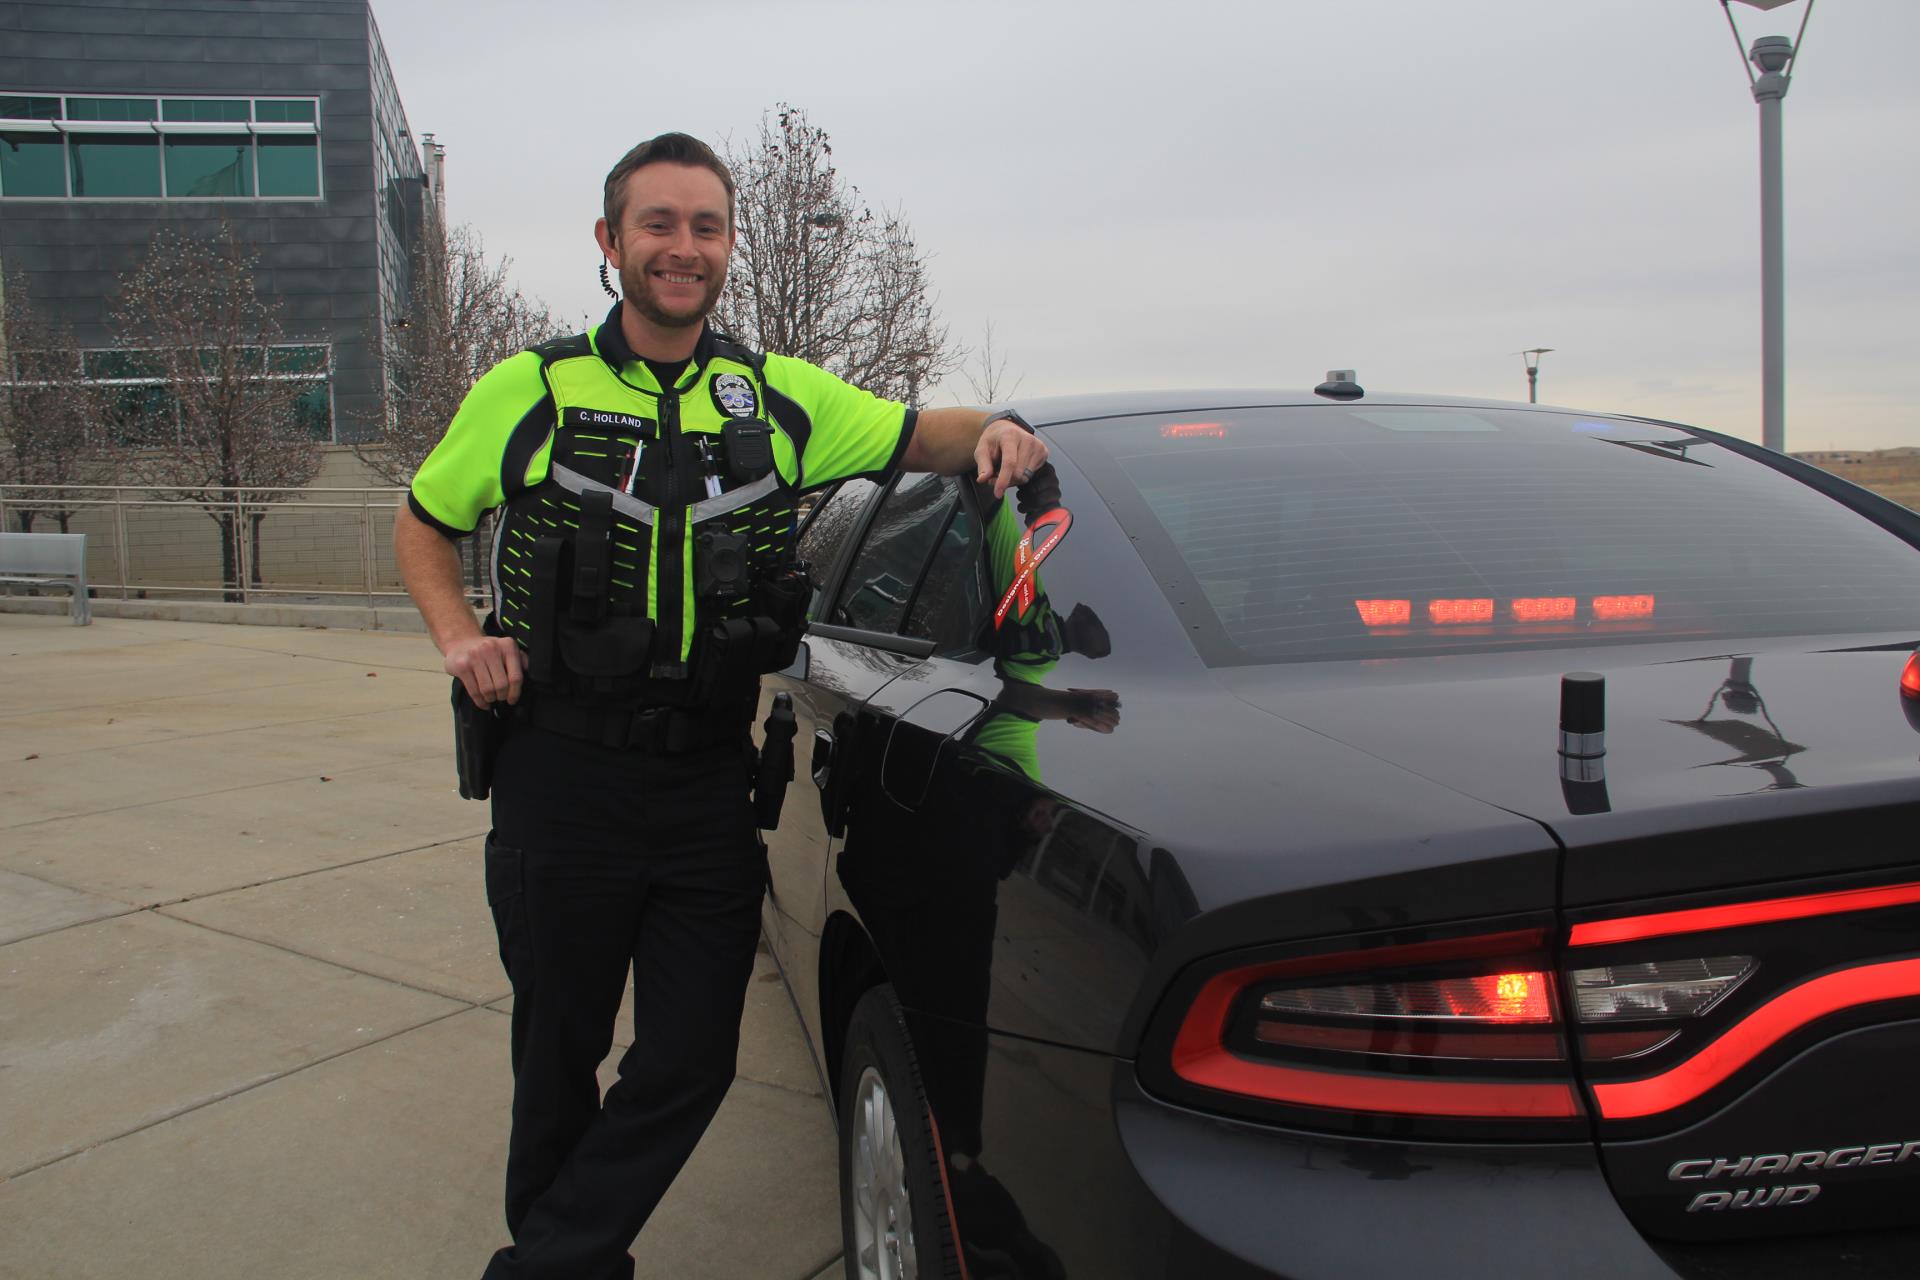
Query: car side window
[
  {"left": 795, "top": 479, "right": 879, "bottom": 620},
  {"left": 902, "top": 498, "right": 986, "bottom": 654},
  {"left": 832, "top": 472, "right": 959, "bottom": 634}
]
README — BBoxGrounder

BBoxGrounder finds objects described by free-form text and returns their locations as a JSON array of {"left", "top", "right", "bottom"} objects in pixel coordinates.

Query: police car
[{"left": 755, "top": 384, "right": 1920, "bottom": 1279}]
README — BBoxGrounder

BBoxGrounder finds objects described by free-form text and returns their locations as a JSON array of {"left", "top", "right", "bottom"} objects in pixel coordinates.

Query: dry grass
[{"left": 1793, "top": 448, "right": 1920, "bottom": 512}]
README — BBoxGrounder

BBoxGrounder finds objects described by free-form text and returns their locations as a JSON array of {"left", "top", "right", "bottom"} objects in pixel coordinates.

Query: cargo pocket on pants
[{"left": 483, "top": 833, "right": 528, "bottom": 990}]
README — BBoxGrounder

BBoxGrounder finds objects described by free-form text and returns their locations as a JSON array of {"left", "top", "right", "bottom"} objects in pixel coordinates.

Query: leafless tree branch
[
  {"left": 718, "top": 105, "right": 961, "bottom": 405},
  {"left": 361, "top": 222, "right": 560, "bottom": 486},
  {"left": 110, "top": 222, "right": 325, "bottom": 598},
  {"left": 962, "top": 319, "right": 1025, "bottom": 405},
  {"left": 0, "top": 268, "right": 108, "bottom": 532}
]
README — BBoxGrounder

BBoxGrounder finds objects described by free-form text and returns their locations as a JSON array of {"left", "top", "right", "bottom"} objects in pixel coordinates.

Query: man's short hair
[{"left": 602, "top": 133, "right": 736, "bottom": 229}]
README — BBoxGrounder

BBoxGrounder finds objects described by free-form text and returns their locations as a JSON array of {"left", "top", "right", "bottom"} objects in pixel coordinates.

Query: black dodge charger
[{"left": 752, "top": 387, "right": 1920, "bottom": 1279}]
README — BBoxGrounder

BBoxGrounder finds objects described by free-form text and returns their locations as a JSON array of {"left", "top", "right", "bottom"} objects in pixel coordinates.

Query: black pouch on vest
[
  {"left": 751, "top": 563, "right": 813, "bottom": 672},
  {"left": 556, "top": 615, "right": 656, "bottom": 679},
  {"left": 722, "top": 420, "right": 775, "bottom": 483},
  {"left": 690, "top": 617, "right": 755, "bottom": 708},
  {"left": 570, "top": 489, "right": 614, "bottom": 624}
]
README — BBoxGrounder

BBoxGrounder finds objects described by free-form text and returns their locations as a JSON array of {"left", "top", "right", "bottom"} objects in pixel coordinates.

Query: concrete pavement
[{"left": 0, "top": 614, "right": 845, "bottom": 1280}]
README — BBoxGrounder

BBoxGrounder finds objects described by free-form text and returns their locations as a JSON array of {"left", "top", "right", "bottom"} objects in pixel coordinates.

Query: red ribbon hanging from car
[{"left": 993, "top": 507, "right": 1073, "bottom": 629}]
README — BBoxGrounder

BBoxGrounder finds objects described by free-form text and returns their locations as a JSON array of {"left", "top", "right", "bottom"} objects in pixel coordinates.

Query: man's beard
[{"left": 619, "top": 258, "right": 724, "bottom": 330}]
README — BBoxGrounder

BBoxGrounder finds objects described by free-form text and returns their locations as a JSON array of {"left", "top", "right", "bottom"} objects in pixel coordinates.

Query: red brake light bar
[
  {"left": 1429, "top": 598, "right": 1494, "bottom": 625},
  {"left": 1592, "top": 957, "right": 1920, "bottom": 1119},
  {"left": 1160, "top": 422, "right": 1227, "bottom": 439},
  {"left": 1592, "top": 594, "right": 1656, "bottom": 620},
  {"left": 1569, "top": 879, "right": 1920, "bottom": 947},
  {"left": 1354, "top": 599, "right": 1412, "bottom": 627},
  {"left": 1511, "top": 597, "right": 1577, "bottom": 622},
  {"left": 1351, "top": 595, "right": 1657, "bottom": 628}
]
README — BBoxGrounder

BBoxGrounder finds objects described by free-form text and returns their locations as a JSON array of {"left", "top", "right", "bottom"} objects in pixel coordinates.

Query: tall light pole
[
  {"left": 1722, "top": 0, "right": 1815, "bottom": 454},
  {"left": 1521, "top": 348, "right": 1553, "bottom": 404}
]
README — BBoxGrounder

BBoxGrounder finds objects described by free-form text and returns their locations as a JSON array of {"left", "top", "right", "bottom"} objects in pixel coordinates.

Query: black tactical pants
[{"left": 480, "top": 722, "right": 764, "bottom": 1280}]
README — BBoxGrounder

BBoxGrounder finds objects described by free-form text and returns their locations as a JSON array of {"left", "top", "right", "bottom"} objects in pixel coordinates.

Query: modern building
[{"left": 0, "top": 0, "right": 437, "bottom": 443}]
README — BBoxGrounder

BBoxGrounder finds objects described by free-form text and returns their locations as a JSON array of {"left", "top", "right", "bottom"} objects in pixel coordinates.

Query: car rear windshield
[{"left": 1053, "top": 406, "right": 1920, "bottom": 665}]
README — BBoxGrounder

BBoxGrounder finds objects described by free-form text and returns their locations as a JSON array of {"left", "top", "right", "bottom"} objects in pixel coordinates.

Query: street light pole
[
  {"left": 1722, "top": 0, "right": 1814, "bottom": 454},
  {"left": 1752, "top": 33, "right": 1791, "bottom": 454},
  {"left": 1521, "top": 348, "right": 1553, "bottom": 404}
]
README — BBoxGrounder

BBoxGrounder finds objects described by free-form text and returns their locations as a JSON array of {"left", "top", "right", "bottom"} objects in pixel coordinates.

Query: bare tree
[
  {"left": 0, "top": 268, "right": 106, "bottom": 532},
  {"left": 961, "top": 319, "right": 1025, "bottom": 406},
  {"left": 363, "top": 222, "right": 559, "bottom": 486},
  {"left": 111, "top": 223, "right": 324, "bottom": 600},
  {"left": 719, "top": 105, "right": 961, "bottom": 403}
]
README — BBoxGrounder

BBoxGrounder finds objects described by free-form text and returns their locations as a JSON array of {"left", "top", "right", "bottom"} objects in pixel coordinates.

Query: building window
[
  {"left": 0, "top": 132, "right": 65, "bottom": 196},
  {"left": 0, "top": 94, "right": 321, "bottom": 200},
  {"left": 253, "top": 100, "right": 316, "bottom": 124},
  {"left": 71, "top": 133, "right": 163, "bottom": 197},
  {"left": 257, "top": 135, "right": 319, "bottom": 197},
  {"left": 161, "top": 99, "right": 249, "bottom": 124},
  {"left": 63, "top": 345, "right": 334, "bottom": 442},
  {"left": 66, "top": 96, "right": 157, "bottom": 122},
  {"left": 0, "top": 95, "right": 59, "bottom": 120},
  {"left": 164, "top": 135, "right": 254, "bottom": 197}
]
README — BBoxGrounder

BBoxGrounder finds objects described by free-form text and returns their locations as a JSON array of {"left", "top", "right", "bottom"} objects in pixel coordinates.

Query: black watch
[{"left": 980, "top": 408, "right": 1035, "bottom": 435}]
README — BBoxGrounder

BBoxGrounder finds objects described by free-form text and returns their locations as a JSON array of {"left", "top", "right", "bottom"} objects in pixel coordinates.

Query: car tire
[{"left": 839, "top": 984, "right": 962, "bottom": 1280}]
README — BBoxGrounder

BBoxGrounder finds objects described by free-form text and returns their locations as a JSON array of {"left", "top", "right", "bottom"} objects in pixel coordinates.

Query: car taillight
[
  {"left": 1568, "top": 956, "right": 1755, "bottom": 1021},
  {"left": 1150, "top": 925, "right": 1588, "bottom": 1139},
  {"left": 1567, "top": 956, "right": 1754, "bottom": 1062},
  {"left": 1566, "top": 876, "right": 1920, "bottom": 1133},
  {"left": 1901, "top": 650, "right": 1920, "bottom": 699}
]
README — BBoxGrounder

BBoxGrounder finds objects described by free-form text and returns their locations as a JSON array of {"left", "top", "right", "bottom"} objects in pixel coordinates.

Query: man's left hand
[{"left": 976, "top": 420, "right": 1051, "bottom": 499}]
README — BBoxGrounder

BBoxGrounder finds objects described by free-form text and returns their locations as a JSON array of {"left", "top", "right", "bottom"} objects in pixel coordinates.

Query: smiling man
[{"left": 393, "top": 132, "right": 1046, "bottom": 1280}]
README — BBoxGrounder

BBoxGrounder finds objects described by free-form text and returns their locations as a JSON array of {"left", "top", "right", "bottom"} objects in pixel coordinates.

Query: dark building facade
[{"left": 0, "top": 0, "right": 434, "bottom": 442}]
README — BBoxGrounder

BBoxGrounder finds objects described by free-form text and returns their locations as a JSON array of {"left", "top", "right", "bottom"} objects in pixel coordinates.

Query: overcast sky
[{"left": 373, "top": 0, "right": 1918, "bottom": 452}]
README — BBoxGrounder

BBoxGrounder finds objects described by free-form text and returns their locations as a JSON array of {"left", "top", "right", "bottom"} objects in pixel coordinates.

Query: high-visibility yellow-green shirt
[{"left": 408, "top": 305, "right": 917, "bottom": 538}]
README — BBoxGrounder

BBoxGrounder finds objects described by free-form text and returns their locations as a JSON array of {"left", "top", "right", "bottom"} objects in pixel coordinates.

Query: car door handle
[{"left": 811, "top": 729, "right": 834, "bottom": 789}]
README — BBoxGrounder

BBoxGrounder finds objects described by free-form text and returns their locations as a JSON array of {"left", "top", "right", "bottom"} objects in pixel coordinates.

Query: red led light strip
[
  {"left": 1174, "top": 1044, "right": 1581, "bottom": 1116},
  {"left": 1592, "top": 958, "right": 1920, "bottom": 1119},
  {"left": 1429, "top": 598, "right": 1494, "bottom": 625},
  {"left": 1352, "top": 596, "right": 1655, "bottom": 628},
  {"left": 1569, "top": 879, "right": 1920, "bottom": 947}
]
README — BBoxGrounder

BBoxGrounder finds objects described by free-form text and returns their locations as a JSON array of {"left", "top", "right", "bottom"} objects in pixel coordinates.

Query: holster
[
  {"left": 452, "top": 679, "right": 506, "bottom": 800},
  {"left": 754, "top": 692, "right": 797, "bottom": 831}
]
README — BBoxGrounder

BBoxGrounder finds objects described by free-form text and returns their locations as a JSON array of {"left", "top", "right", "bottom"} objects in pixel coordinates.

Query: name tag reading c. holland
[{"left": 565, "top": 408, "right": 653, "bottom": 436}]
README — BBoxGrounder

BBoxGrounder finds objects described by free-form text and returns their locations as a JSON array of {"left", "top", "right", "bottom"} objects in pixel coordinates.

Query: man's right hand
[{"left": 445, "top": 635, "right": 524, "bottom": 707}]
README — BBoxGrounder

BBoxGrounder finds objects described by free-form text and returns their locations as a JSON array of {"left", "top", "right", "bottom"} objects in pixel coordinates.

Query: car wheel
[{"left": 839, "top": 985, "right": 961, "bottom": 1280}]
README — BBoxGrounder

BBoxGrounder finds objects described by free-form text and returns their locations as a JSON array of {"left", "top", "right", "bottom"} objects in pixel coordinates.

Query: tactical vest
[{"left": 490, "top": 332, "right": 809, "bottom": 713}]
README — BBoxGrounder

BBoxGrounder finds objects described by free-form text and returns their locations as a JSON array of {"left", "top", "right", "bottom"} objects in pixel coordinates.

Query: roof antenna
[
  {"left": 1559, "top": 671, "right": 1611, "bottom": 815},
  {"left": 1314, "top": 369, "right": 1364, "bottom": 401}
]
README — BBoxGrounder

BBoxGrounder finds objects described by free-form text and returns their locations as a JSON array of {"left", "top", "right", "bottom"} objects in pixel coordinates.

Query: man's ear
[{"left": 594, "top": 216, "right": 618, "bottom": 261}]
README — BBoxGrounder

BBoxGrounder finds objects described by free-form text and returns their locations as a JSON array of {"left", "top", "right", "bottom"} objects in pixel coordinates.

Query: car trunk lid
[{"left": 1223, "top": 634, "right": 1920, "bottom": 1247}]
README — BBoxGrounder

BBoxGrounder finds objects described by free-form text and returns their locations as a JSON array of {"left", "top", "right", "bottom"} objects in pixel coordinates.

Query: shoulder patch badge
[{"left": 712, "top": 373, "right": 758, "bottom": 419}]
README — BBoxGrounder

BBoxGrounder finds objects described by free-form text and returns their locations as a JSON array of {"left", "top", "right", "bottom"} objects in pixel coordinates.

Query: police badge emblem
[{"left": 713, "top": 373, "right": 758, "bottom": 419}]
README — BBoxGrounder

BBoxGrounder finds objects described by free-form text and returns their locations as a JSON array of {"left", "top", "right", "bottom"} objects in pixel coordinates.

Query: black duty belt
[{"left": 520, "top": 691, "right": 747, "bottom": 754}]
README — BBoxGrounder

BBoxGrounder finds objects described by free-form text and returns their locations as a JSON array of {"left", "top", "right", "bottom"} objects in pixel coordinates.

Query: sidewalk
[{"left": 0, "top": 615, "right": 844, "bottom": 1280}]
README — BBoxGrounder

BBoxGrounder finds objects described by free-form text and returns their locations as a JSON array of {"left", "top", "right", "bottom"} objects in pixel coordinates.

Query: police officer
[{"left": 393, "top": 132, "right": 1047, "bottom": 1280}]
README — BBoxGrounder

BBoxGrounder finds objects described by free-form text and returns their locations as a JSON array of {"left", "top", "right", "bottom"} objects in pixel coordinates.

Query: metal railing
[{"left": 0, "top": 483, "right": 492, "bottom": 607}]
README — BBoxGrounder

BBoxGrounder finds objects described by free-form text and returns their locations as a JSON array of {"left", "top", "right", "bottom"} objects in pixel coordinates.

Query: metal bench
[{"left": 0, "top": 532, "right": 92, "bottom": 624}]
